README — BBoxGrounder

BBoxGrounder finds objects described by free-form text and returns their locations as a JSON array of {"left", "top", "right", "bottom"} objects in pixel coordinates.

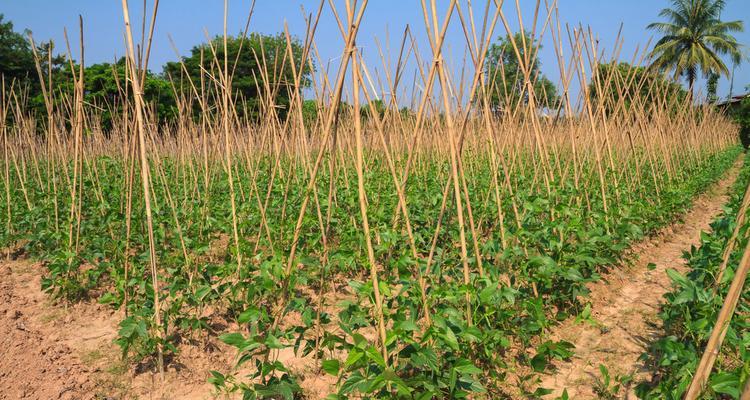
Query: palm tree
[{"left": 647, "top": 0, "right": 744, "bottom": 98}]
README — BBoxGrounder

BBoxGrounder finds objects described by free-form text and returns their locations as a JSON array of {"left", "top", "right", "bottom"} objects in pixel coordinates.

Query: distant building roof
[{"left": 717, "top": 93, "right": 749, "bottom": 107}]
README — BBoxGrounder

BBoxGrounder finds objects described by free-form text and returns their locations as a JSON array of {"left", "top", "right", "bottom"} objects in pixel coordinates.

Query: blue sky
[{"left": 3, "top": 0, "right": 749, "bottom": 102}]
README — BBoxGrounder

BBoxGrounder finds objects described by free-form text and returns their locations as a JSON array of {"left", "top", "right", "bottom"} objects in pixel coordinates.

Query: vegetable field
[
  {"left": 0, "top": 0, "right": 747, "bottom": 399},
  {"left": 637, "top": 155, "right": 750, "bottom": 399}
]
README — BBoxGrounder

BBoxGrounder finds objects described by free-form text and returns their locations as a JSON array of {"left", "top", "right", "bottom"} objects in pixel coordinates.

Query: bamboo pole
[
  {"left": 685, "top": 196, "right": 750, "bottom": 399},
  {"left": 120, "top": 0, "right": 164, "bottom": 377}
]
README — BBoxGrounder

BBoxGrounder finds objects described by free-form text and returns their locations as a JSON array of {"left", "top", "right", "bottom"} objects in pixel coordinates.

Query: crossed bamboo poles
[{"left": 0, "top": 0, "right": 739, "bottom": 395}]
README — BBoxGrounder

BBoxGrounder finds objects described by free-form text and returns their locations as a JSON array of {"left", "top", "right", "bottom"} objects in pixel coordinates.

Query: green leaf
[
  {"left": 562, "top": 267, "right": 584, "bottom": 282},
  {"left": 534, "top": 387, "right": 553, "bottom": 396},
  {"left": 340, "top": 372, "right": 365, "bottom": 394},
  {"left": 530, "top": 353, "right": 548, "bottom": 372},
  {"left": 322, "top": 359, "right": 340, "bottom": 376},
  {"left": 710, "top": 372, "right": 740, "bottom": 397},
  {"left": 195, "top": 285, "right": 211, "bottom": 300},
  {"left": 237, "top": 307, "right": 260, "bottom": 324},
  {"left": 98, "top": 292, "right": 118, "bottom": 305},
  {"left": 219, "top": 332, "right": 247, "bottom": 349},
  {"left": 441, "top": 326, "right": 460, "bottom": 350},
  {"left": 453, "top": 359, "right": 482, "bottom": 374},
  {"left": 666, "top": 269, "right": 689, "bottom": 287},
  {"left": 365, "top": 346, "right": 387, "bottom": 368},
  {"left": 208, "top": 370, "right": 226, "bottom": 387},
  {"left": 529, "top": 255, "right": 557, "bottom": 270},
  {"left": 378, "top": 281, "right": 392, "bottom": 297},
  {"left": 345, "top": 348, "right": 364, "bottom": 367},
  {"left": 265, "top": 334, "right": 285, "bottom": 349},
  {"left": 396, "top": 320, "right": 418, "bottom": 332}
]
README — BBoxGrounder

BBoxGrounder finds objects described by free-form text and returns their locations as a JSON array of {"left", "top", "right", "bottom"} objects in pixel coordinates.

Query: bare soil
[
  {"left": 0, "top": 256, "right": 223, "bottom": 400},
  {"left": 0, "top": 258, "right": 97, "bottom": 400},
  {"left": 0, "top": 249, "right": 344, "bottom": 399},
  {"left": 539, "top": 161, "right": 742, "bottom": 399}
]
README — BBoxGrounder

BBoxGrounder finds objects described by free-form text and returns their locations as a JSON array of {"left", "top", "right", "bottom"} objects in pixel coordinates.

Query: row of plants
[
  {"left": 0, "top": 135, "right": 741, "bottom": 398},
  {"left": 2, "top": 0, "right": 747, "bottom": 396},
  {"left": 637, "top": 152, "right": 750, "bottom": 399}
]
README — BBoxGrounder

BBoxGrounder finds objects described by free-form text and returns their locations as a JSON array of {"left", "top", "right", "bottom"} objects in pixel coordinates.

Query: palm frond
[
  {"left": 647, "top": 22, "right": 681, "bottom": 34},
  {"left": 647, "top": 0, "right": 743, "bottom": 88}
]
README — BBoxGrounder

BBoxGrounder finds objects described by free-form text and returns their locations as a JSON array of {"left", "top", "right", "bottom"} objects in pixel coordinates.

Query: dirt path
[
  {"left": 0, "top": 248, "right": 337, "bottom": 399},
  {"left": 0, "top": 258, "right": 99, "bottom": 400},
  {"left": 540, "top": 161, "right": 742, "bottom": 399},
  {"left": 0, "top": 256, "right": 223, "bottom": 400}
]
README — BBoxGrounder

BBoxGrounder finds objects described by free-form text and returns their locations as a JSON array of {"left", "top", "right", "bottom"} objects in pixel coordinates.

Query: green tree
[
  {"left": 0, "top": 14, "right": 67, "bottom": 116},
  {"left": 647, "top": 0, "right": 744, "bottom": 97},
  {"left": 86, "top": 59, "right": 176, "bottom": 128},
  {"left": 0, "top": 14, "right": 36, "bottom": 87},
  {"left": 360, "top": 98, "right": 386, "bottom": 121},
  {"left": 41, "top": 58, "right": 177, "bottom": 129},
  {"left": 484, "top": 31, "right": 558, "bottom": 112},
  {"left": 301, "top": 99, "right": 320, "bottom": 126},
  {"left": 727, "top": 84, "right": 750, "bottom": 146},
  {"left": 706, "top": 72, "right": 719, "bottom": 102},
  {"left": 164, "top": 33, "right": 312, "bottom": 121},
  {"left": 589, "top": 62, "right": 688, "bottom": 115}
]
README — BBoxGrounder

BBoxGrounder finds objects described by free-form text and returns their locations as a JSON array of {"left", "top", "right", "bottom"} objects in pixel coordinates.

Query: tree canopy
[
  {"left": 164, "top": 33, "right": 312, "bottom": 121},
  {"left": 647, "top": 0, "right": 744, "bottom": 95},
  {"left": 484, "top": 31, "right": 558, "bottom": 112},
  {"left": 1, "top": 14, "right": 173, "bottom": 126},
  {"left": 1, "top": 14, "right": 312, "bottom": 126},
  {"left": 727, "top": 85, "right": 750, "bottom": 146},
  {"left": 0, "top": 14, "right": 65, "bottom": 98},
  {"left": 589, "top": 62, "right": 688, "bottom": 116},
  {"left": 0, "top": 14, "right": 36, "bottom": 87},
  {"left": 53, "top": 58, "right": 177, "bottom": 128}
]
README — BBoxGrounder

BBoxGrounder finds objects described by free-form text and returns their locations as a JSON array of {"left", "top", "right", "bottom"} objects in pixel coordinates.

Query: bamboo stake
[
  {"left": 352, "top": 47, "right": 389, "bottom": 366},
  {"left": 120, "top": 0, "right": 164, "bottom": 377},
  {"left": 685, "top": 199, "right": 750, "bottom": 399}
]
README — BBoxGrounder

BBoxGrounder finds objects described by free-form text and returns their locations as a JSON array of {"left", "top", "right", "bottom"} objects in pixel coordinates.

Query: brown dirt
[
  {"left": 0, "top": 256, "right": 226, "bottom": 400},
  {"left": 0, "top": 247, "right": 355, "bottom": 399},
  {"left": 539, "top": 160, "right": 742, "bottom": 399},
  {"left": 0, "top": 258, "right": 97, "bottom": 400}
]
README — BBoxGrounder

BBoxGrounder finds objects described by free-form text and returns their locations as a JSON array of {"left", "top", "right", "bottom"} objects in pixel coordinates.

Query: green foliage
[
  {"left": 0, "top": 15, "right": 174, "bottom": 126},
  {"left": 0, "top": 14, "right": 36, "bottom": 88},
  {"left": 1, "top": 139, "right": 741, "bottom": 398},
  {"left": 728, "top": 95, "right": 750, "bottom": 147},
  {"left": 164, "top": 33, "right": 312, "bottom": 121},
  {"left": 589, "top": 62, "right": 688, "bottom": 116},
  {"left": 0, "top": 14, "right": 67, "bottom": 118},
  {"left": 530, "top": 340, "right": 574, "bottom": 372},
  {"left": 2, "top": 8, "right": 744, "bottom": 400},
  {"left": 485, "top": 31, "right": 559, "bottom": 111},
  {"left": 0, "top": 14, "right": 309, "bottom": 126},
  {"left": 47, "top": 58, "right": 178, "bottom": 128},
  {"left": 593, "top": 364, "right": 633, "bottom": 399},
  {"left": 301, "top": 99, "right": 321, "bottom": 126},
  {"left": 648, "top": 0, "right": 744, "bottom": 92},
  {"left": 360, "top": 99, "right": 386, "bottom": 121},
  {"left": 707, "top": 72, "right": 720, "bottom": 103},
  {"left": 636, "top": 153, "right": 750, "bottom": 399}
]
